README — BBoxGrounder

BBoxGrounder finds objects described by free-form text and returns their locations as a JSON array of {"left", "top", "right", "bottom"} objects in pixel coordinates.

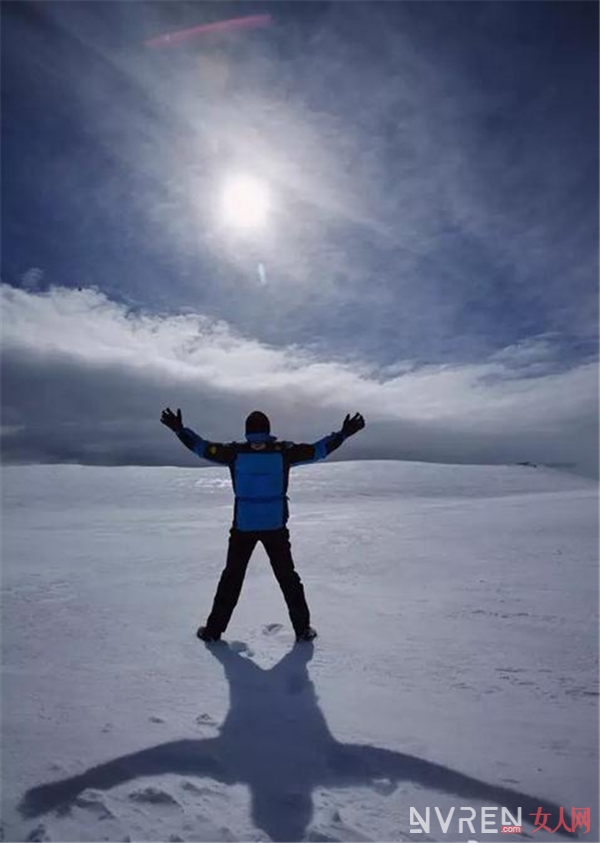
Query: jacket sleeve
[
  {"left": 283, "top": 430, "right": 347, "bottom": 467},
  {"left": 176, "top": 427, "right": 235, "bottom": 466}
]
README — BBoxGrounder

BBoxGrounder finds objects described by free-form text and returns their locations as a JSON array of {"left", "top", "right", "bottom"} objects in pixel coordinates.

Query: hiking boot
[
  {"left": 296, "top": 626, "right": 317, "bottom": 642},
  {"left": 197, "top": 626, "right": 221, "bottom": 642}
]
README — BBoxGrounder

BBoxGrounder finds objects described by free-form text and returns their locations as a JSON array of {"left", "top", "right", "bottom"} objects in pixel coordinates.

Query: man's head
[{"left": 245, "top": 410, "right": 271, "bottom": 437}]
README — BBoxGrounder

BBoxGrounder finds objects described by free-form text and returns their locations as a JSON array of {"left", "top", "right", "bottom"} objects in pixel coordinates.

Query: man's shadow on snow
[{"left": 20, "top": 642, "right": 575, "bottom": 840}]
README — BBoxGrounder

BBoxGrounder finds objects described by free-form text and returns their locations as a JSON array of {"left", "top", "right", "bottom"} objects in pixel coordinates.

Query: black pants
[{"left": 205, "top": 527, "right": 310, "bottom": 636}]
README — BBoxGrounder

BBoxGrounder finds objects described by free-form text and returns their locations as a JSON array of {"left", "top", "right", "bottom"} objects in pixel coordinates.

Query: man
[{"left": 160, "top": 407, "right": 366, "bottom": 642}]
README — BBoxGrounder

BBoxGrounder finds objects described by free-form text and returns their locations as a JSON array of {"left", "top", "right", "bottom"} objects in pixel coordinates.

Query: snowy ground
[{"left": 1, "top": 460, "right": 598, "bottom": 842}]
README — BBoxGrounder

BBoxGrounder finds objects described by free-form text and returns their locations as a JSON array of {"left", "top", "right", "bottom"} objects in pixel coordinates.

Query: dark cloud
[{"left": 1, "top": 287, "right": 597, "bottom": 476}]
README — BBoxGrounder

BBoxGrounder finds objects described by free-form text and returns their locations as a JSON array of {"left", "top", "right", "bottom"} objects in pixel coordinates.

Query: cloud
[
  {"left": 20, "top": 267, "right": 45, "bottom": 292},
  {"left": 3, "top": 3, "right": 596, "bottom": 373},
  {"left": 1, "top": 284, "right": 597, "bottom": 476}
]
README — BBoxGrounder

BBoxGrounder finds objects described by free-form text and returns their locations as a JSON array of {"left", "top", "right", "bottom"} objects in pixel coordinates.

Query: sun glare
[{"left": 219, "top": 173, "right": 270, "bottom": 232}]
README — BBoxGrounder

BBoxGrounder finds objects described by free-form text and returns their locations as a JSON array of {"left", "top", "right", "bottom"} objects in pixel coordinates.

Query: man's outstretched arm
[
  {"left": 160, "top": 407, "right": 234, "bottom": 465},
  {"left": 285, "top": 412, "right": 365, "bottom": 466}
]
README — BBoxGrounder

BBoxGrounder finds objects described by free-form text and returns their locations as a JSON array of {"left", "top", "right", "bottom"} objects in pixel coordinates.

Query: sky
[{"left": 1, "top": 1, "right": 598, "bottom": 474}]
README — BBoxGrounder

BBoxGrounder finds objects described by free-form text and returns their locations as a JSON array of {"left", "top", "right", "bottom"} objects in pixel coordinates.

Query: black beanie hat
[{"left": 245, "top": 410, "right": 271, "bottom": 435}]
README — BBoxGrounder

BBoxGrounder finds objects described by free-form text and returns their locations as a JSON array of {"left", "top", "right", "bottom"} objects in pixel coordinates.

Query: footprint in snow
[
  {"left": 371, "top": 777, "right": 397, "bottom": 796},
  {"left": 195, "top": 713, "right": 216, "bottom": 727},
  {"left": 180, "top": 781, "right": 204, "bottom": 795},
  {"left": 263, "top": 623, "right": 283, "bottom": 635},
  {"left": 128, "top": 787, "right": 180, "bottom": 807},
  {"left": 180, "top": 781, "right": 228, "bottom": 802},
  {"left": 149, "top": 716, "right": 165, "bottom": 724},
  {"left": 74, "top": 791, "right": 115, "bottom": 820}
]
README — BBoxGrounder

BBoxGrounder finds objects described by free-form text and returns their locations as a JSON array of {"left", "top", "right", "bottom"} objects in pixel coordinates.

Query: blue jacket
[{"left": 177, "top": 427, "right": 347, "bottom": 532}]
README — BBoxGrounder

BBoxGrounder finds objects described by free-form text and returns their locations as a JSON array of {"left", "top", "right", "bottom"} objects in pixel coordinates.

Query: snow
[{"left": 1, "top": 460, "right": 598, "bottom": 842}]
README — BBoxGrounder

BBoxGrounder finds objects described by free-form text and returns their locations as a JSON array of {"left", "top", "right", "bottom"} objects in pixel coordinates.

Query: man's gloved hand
[
  {"left": 341, "top": 412, "right": 365, "bottom": 438},
  {"left": 161, "top": 407, "right": 183, "bottom": 433}
]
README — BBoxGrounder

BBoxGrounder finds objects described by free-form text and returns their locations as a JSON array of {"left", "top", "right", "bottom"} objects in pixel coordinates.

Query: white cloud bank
[{"left": 1, "top": 285, "right": 597, "bottom": 475}]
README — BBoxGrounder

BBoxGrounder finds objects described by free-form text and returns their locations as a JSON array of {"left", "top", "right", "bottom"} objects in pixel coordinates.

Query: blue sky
[{"left": 1, "top": 2, "right": 598, "bottom": 473}]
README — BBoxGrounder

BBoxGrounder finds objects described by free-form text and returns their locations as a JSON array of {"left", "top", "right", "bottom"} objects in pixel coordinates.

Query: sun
[{"left": 219, "top": 173, "right": 270, "bottom": 232}]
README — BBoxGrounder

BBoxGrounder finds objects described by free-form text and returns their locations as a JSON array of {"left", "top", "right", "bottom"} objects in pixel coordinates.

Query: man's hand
[
  {"left": 341, "top": 412, "right": 365, "bottom": 438},
  {"left": 161, "top": 407, "right": 183, "bottom": 433}
]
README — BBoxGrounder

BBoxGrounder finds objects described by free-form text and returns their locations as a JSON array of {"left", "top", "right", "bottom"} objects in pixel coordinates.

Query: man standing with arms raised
[{"left": 161, "top": 408, "right": 365, "bottom": 642}]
